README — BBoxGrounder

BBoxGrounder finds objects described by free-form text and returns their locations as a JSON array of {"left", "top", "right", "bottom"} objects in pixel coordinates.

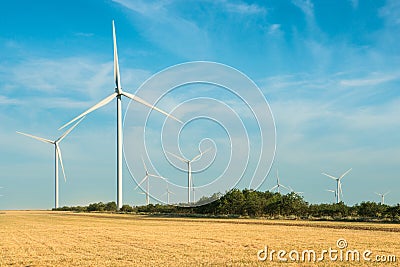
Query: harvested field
[{"left": 0, "top": 211, "right": 399, "bottom": 266}]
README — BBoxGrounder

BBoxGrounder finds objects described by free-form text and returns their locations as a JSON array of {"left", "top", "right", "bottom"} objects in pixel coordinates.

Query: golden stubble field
[{"left": 0, "top": 211, "right": 399, "bottom": 266}]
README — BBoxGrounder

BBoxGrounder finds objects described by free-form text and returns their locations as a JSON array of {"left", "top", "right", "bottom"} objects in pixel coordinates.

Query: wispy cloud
[
  {"left": 112, "top": 0, "right": 210, "bottom": 59},
  {"left": 0, "top": 95, "right": 21, "bottom": 105},
  {"left": 74, "top": 32, "right": 94, "bottom": 37},
  {"left": 220, "top": 1, "right": 267, "bottom": 15},
  {"left": 292, "top": 0, "right": 314, "bottom": 18},
  {"left": 339, "top": 72, "right": 400, "bottom": 87}
]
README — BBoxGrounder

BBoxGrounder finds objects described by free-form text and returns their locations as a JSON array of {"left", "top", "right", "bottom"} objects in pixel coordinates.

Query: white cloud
[
  {"left": 0, "top": 95, "right": 21, "bottom": 105},
  {"left": 221, "top": 1, "right": 267, "bottom": 15},
  {"left": 292, "top": 0, "right": 314, "bottom": 18},
  {"left": 339, "top": 73, "right": 400, "bottom": 87},
  {"left": 112, "top": 0, "right": 210, "bottom": 59}
]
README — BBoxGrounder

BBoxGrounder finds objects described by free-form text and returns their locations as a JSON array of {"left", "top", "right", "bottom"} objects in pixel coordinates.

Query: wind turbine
[
  {"left": 269, "top": 170, "right": 289, "bottom": 194},
  {"left": 59, "top": 21, "right": 181, "bottom": 210},
  {"left": 167, "top": 147, "right": 212, "bottom": 204},
  {"left": 162, "top": 184, "right": 175, "bottom": 205},
  {"left": 17, "top": 118, "right": 83, "bottom": 209},
  {"left": 322, "top": 168, "right": 351, "bottom": 203},
  {"left": 375, "top": 191, "right": 390, "bottom": 205},
  {"left": 325, "top": 189, "right": 337, "bottom": 203},
  {"left": 135, "top": 157, "right": 165, "bottom": 205}
]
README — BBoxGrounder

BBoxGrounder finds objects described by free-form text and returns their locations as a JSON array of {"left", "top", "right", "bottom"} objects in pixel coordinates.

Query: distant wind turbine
[
  {"left": 322, "top": 168, "right": 352, "bottom": 203},
  {"left": 17, "top": 118, "right": 83, "bottom": 209},
  {"left": 167, "top": 147, "right": 212, "bottom": 204},
  {"left": 59, "top": 21, "right": 181, "bottom": 210},
  {"left": 135, "top": 157, "right": 165, "bottom": 205},
  {"left": 270, "top": 170, "right": 289, "bottom": 194},
  {"left": 375, "top": 191, "right": 390, "bottom": 205},
  {"left": 325, "top": 189, "right": 337, "bottom": 203},
  {"left": 162, "top": 184, "right": 175, "bottom": 205}
]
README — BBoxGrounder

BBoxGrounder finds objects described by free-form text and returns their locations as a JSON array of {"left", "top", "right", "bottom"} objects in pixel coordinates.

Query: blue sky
[{"left": 1, "top": 0, "right": 399, "bottom": 209}]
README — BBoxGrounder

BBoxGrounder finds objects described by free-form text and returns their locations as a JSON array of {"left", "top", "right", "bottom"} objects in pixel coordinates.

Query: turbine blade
[
  {"left": 141, "top": 156, "right": 148, "bottom": 173},
  {"left": 57, "top": 116, "right": 85, "bottom": 142},
  {"left": 339, "top": 168, "right": 352, "bottom": 179},
  {"left": 135, "top": 176, "right": 148, "bottom": 190},
  {"left": 56, "top": 144, "right": 67, "bottom": 182},
  {"left": 280, "top": 184, "right": 290, "bottom": 191},
  {"left": 59, "top": 93, "right": 117, "bottom": 130},
  {"left": 339, "top": 182, "right": 343, "bottom": 198},
  {"left": 148, "top": 173, "right": 166, "bottom": 180},
  {"left": 16, "top": 131, "right": 54, "bottom": 144},
  {"left": 270, "top": 185, "right": 278, "bottom": 191},
  {"left": 321, "top": 172, "right": 338, "bottom": 180},
  {"left": 121, "top": 91, "right": 182, "bottom": 123},
  {"left": 167, "top": 151, "right": 188, "bottom": 163},
  {"left": 112, "top": 20, "right": 121, "bottom": 92},
  {"left": 191, "top": 147, "right": 212, "bottom": 162},
  {"left": 276, "top": 169, "right": 279, "bottom": 184},
  {"left": 385, "top": 191, "right": 390, "bottom": 196}
]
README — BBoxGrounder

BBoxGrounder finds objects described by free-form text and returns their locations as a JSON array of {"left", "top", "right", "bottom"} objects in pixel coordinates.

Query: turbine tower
[
  {"left": 375, "top": 191, "right": 390, "bottom": 205},
  {"left": 270, "top": 170, "right": 289, "bottom": 194},
  {"left": 322, "top": 168, "right": 352, "bottom": 203},
  {"left": 135, "top": 157, "right": 165, "bottom": 205},
  {"left": 59, "top": 21, "right": 181, "bottom": 210},
  {"left": 167, "top": 147, "right": 211, "bottom": 204},
  {"left": 17, "top": 118, "right": 83, "bottom": 209}
]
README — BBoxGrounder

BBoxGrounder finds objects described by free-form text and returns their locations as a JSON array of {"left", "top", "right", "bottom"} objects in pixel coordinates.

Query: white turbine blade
[
  {"left": 112, "top": 20, "right": 121, "bottom": 92},
  {"left": 280, "top": 184, "right": 290, "bottom": 191},
  {"left": 16, "top": 131, "right": 54, "bottom": 144},
  {"left": 384, "top": 191, "right": 390, "bottom": 196},
  {"left": 270, "top": 185, "right": 278, "bottom": 191},
  {"left": 148, "top": 173, "right": 166, "bottom": 180},
  {"left": 141, "top": 157, "right": 148, "bottom": 173},
  {"left": 321, "top": 172, "right": 338, "bottom": 180},
  {"left": 191, "top": 147, "right": 212, "bottom": 162},
  {"left": 59, "top": 93, "right": 117, "bottom": 130},
  {"left": 56, "top": 144, "right": 66, "bottom": 182},
  {"left": 276, "top": 169, "right": 280, "bottom": 184},
  {"left": 135, "top": 176, "right": 148, "bottom": 190},
  {"left": 167, "top": 151, "right": 188, "bottom": 163},
  {"left": 121, "top": 91, "right": 182, "bottom": 124},
  {"left": 374, "top": 192, "right": 380, "bottom": 196},
  {"left": 57, "top": 116, "right": 85, "bottom": 142},
  {"left": 339, "top": 168, "right": 352, "bottom": 179},
  {"left": 326, "top": 189, "right": 335, "bottom": 193},
  {"left": 339, "top": 182, "right": 343, "bottom": 198}
]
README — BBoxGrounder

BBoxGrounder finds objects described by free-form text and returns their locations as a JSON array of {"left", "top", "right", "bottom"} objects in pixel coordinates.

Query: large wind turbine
[
  {"left": 135, "top": 158, "right": 165, "bottom": 205},
  {"left": 17, "top": 118, "right": 83, "bottom": 209},
  {"left": 270, "top": 170, "right": 289, "bottom": 194},
  {"left": 322, "top": 168, "right": 352, "bottom": 203},
  {"left": 59, "top": 21, "right": 181, "bottom": 210},
  {"left": 167, "top": 147, "right": 211, "bottom": 204},
  {"left": 375, "top": 191, "right": 390, "bottom": 205}
]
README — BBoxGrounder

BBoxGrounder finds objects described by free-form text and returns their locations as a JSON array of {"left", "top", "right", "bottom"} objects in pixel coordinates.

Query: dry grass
[{"left": 0, "top": 211, "right": 399, "bottom": 266}]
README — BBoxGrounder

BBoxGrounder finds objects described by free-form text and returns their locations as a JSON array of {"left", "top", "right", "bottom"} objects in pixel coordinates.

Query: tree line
[{"left": 54, "top": 189, "right": 400, "bottom": 221}]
